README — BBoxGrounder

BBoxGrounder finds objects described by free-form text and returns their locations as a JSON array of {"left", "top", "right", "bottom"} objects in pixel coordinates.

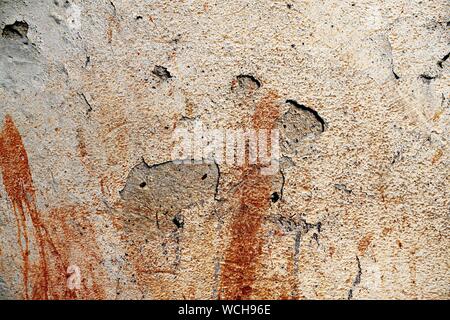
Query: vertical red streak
[
  {"left": 0, "top": 115, "right": 106, "bottom": 300},
  {"left": 0, "top": 115, "right": 50, "bottom": 299},
  {"left": 220, "top": 92, "right": 280, "bottom": 299},
  {"left": 0, "top": 116, "right": 104, "bottom": 299}
]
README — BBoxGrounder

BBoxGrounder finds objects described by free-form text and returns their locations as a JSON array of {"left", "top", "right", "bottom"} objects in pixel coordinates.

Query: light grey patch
[
  {"left": 211, "top": 257, "right": 221, "bottom": 299},
  {"left": 117, "top": 160, "right": 220, "bottom": 274},
  {"left": 272, "top": 215, "right": 320, "bottom": 235},
  {"left": 119, "top": 160, "right": 219, "bottom": 220},
  {"left": 0, "top": 276, "right": 11, "bottom": 300},
  {"left": 49, "top": 13, "right": 63, "bottom": 25},
  {"left": 0, "top": 38, "right": 45, "bottom": 94},
  {"left": 279, "top": 100, "right": 325, "bottom": 155},
  {"left": 267, "top": 214, "right": 322, "bottom": 298}
]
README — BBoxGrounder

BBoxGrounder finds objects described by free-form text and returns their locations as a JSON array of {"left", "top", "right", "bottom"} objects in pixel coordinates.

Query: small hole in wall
[
  {"left": 271, "top": 192, "right": 280, "bottom": 203},
  {"left": 201, "top": 173, "right": 208, "bottom": 180},
  {"left": 173, "top": 215, "right": 184, "bottom": 228},
  {"left": 237, "top": 74, "right": 261, "bottom": 89},
  {"left": 2, "top": 21, "right": 29, "bottom": 43},
  {"left": 139, "top": 182, "right": 147, "bottom": 188},
  {"left": 152, "top": 65, "right": 172, "bottom": 81}
]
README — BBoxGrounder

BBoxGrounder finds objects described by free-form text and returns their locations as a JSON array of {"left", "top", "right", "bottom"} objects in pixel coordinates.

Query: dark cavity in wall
[
  {"left": 232, "top": 74, "right": 261, "bottom": 94},
  {"left": 152, "top": 66, "right": 172, "bottom": 81},
  {"left": 270, "top": 192, "right": 280, "bottom": 203},
  {"left": 172, "top": 214, "right": 184, "bottom": 228},
  {"left": 237, "top": 75, "right": 261, "bottom": 89},
  {"left": 2, "top": 21, "right": 29, "bottom": 44}
]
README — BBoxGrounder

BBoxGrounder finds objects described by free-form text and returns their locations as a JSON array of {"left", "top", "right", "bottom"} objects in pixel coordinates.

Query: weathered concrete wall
[{"left": 0, "top": 0, "right": 448, "bottom": 299}]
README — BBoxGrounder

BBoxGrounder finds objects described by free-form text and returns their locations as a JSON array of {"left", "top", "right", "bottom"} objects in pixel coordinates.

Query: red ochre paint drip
[
  {"left": 0, "top": 115, "right": 108, "bottom": 300},
  {"left": 220, "top": 92, "right": 280, "bottom": 299},
  {"left": 0, "top": 115, "right": 52, "bottom": 299}
]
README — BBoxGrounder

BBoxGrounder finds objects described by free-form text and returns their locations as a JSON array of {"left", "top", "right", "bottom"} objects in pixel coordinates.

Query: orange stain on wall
[
  {"left": 0, "top": 115, "right": 105, "bottom": 299},
  {"left": 219, "top": 91, "right": 280, "bottom": 299}
]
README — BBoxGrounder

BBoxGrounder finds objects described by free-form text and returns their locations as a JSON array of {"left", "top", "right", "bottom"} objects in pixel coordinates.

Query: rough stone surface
[{"left": 0, "top": 0, "right": 448, "bottom": 299}]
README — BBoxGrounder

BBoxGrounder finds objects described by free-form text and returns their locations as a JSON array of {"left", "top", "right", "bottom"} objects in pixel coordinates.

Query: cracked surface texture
[{"left": 0, "top": 0, "right": 449, "bottom": 299}]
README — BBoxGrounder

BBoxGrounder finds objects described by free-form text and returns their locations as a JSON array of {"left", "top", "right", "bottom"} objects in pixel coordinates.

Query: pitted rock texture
[{"left": 0, "top": 0, "right": 449, "bottom": 300}]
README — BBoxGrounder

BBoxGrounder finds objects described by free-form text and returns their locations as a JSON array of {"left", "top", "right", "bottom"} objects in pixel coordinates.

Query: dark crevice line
[{"left": 348, "top": 255, "right": 362, "bottom": 300}]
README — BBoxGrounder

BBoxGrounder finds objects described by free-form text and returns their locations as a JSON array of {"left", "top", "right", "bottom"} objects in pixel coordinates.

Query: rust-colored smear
[
  {"left": 0, "top": 115, "right": 49, "bottom": 299},
  {"left": 106, "top": 14, "right": 120, "bottom": 44},
  {"left": 358, "top": 233, "right": 373, "bottom": 256},
  {"left": 219, "top": 91, "right": 280, "bottom": 299},
  {"left": 44, "top": 206, "right": 107, "bottom": 300},
  {"left": 329, "top": 245, "right": 336, "bottom": 258},
  {"left": 0, "top": 115, "right": 105, "bottom": 299},
  {"left": 76, "top": 128, "right": 88, "bottom": 158},
  {"left": 431, "top": 149, "right": 443, "bottom": 164}
]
